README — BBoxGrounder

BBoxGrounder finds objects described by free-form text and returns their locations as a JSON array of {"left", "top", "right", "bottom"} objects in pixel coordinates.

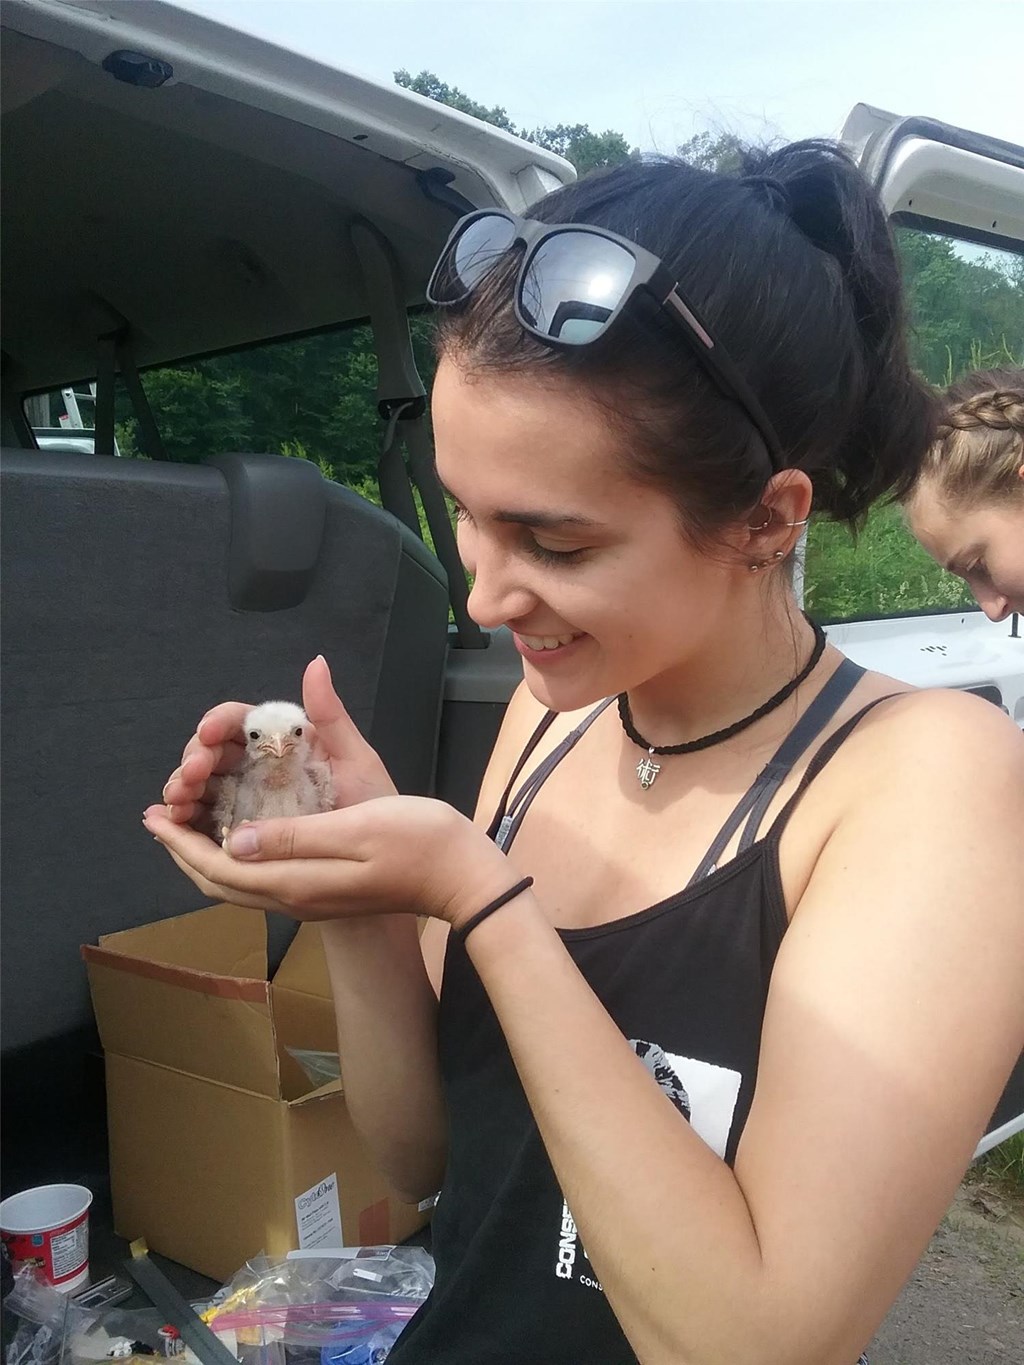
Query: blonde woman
[{"left": 906, "top": 367, "right": 1024, "bottom": 618}]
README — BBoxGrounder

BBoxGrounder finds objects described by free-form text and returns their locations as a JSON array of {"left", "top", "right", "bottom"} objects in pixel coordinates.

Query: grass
[
  {"left": 803, "top": 502, "right": 974, "bottom": 621},
  {"left": 977, "top": 1131, "right": 1024, "bottom": 1193}
]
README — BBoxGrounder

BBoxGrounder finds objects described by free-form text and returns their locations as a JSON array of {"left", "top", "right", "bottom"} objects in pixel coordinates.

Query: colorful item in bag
[{"left": 321, "top": 1325, "right": 403, "bottom": 1365}]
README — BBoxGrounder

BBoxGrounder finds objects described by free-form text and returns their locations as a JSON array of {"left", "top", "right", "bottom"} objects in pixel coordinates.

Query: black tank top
[{"left": 391, "top": 662, "right": 886, "bottom": 1365}]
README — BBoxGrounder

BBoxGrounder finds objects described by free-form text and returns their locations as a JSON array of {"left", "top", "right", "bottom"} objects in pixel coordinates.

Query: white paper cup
[{"left": 0, "top": 1184, "right": 92, "bottom": 1292}]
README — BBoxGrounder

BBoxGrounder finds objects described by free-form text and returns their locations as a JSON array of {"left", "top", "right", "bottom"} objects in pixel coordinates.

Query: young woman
[
  {"left": 147, "top": 143, "right": 1024, "bottom": 1365},
  {"left": 905, "top": 367, "right": 1024, "bottom": 619}
]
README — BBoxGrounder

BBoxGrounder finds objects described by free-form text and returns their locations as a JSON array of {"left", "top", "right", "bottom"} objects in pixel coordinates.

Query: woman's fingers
[
  {"left": 163, "top": 753, "right": 210, "bottom": 803},
  {"left": 163, "top": 844, "right": 282, "bottom": 912},
  {"left": 196, "top": 701, "right": 253, "bottom": 749},
  {"left": 302, "top": 657, "right": 367, "bottom": 760},
  {"left": 161, "top": 703, "right": 254, "bottom": 822},
  {"left": 144, "top": 805, "right": 366, "bottom": 916},
  {"left": 223, "top": 807, "right": 369, "bottom": 862}
]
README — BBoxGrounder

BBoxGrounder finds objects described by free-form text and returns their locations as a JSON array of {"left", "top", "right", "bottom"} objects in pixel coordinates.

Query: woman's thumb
[{"left": 302, "top": 656, "right": 363, "bottom": 758}]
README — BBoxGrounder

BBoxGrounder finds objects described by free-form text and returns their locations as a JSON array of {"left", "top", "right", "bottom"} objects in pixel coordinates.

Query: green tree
[
  {"left": 394, "top": 69, "right": 517, "bottom": 132},
  {"left": 676, "top": 130, "right": 746, "bottom": 174},
  {"left": 896, "top": 228, "right": 1024, "bottom": 383},
  {"left": 394, "top": 68, "right": 636, "bottom": 177},
  {"left": 528, "top": 123, "right": 635, "bottom": 176},
  {"left": 132, "top": 366, "right": 253, "bottom": 463}
]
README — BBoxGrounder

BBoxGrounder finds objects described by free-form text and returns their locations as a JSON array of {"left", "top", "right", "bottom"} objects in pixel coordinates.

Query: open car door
[{"left": 840, "top": 105, "right": 1024, "bottom": 1156}]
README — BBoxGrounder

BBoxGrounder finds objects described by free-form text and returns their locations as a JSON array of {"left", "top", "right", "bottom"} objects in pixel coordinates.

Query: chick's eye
[
  {"left": 248, "top": 730, "right": 260, "bottom": 740},
  {"left": 293, "top": 726, "right": 303, "bottom": 737}
]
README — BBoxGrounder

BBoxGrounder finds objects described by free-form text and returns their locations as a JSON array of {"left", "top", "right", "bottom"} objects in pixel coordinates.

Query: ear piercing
[
  {"left": 749, "top": 549, "right": 787, "bottom": 572},
  {"left": 747, "top": 511, "right": 810, "bottom": 531}
]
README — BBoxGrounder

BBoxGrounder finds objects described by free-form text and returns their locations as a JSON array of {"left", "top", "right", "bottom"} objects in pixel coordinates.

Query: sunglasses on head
[{"left": 427, "top": 208, "right": 784, "bottom": 473}]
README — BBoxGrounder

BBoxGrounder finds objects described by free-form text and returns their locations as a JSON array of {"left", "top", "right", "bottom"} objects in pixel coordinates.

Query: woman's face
[
  {"left": 431, "top": 357, "right": 748, "bottom": 712},
  {"left": 907, "top": 478, "right": 1024, "bottom": 620}
]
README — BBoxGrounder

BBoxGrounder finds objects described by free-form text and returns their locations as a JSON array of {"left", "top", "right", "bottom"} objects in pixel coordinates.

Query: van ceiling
[{"left": 1, "top": 26, "right": 466, "bottom": 391}]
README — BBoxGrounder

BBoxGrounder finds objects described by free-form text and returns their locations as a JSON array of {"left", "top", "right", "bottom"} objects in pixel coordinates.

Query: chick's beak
[{"left": 268, "top": 735, "right": 288, "bottom": 758}]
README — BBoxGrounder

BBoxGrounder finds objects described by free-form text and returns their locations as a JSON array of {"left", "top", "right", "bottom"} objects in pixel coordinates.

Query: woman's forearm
[{"left": 319, "top": 914, "right": 447, "bottom": 1203}]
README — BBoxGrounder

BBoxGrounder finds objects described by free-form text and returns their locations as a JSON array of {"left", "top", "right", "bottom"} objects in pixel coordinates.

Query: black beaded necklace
[{"left": 618, "top": 616, "right": 827, "bottom": 789}]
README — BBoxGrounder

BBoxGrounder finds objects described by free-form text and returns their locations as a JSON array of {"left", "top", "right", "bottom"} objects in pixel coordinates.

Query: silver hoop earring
[
  {"left": 782, "top": 518, "right": 809, "bottom": 528},
  {"left": 747, "top": 511, "right": 773, "bottom": 533}
]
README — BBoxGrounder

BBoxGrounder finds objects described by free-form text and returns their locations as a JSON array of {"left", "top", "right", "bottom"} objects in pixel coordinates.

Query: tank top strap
[
  {"left": 764, "top": 691, "right": 905, "bottom": 846},
  {"left": 736, "top": 659, "right": 866, "bottom": 853},
  {"left": 486, "top": 709, "right": 559, "bottom": 841},
  {"left": 686, "top": 658, "right": 866, "bottom": 887},
  {"left": 488, "top": 697, "right": 615, "bottom": 852}
]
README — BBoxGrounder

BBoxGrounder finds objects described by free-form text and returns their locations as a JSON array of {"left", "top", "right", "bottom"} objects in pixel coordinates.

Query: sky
[{"left": 171, "top": 0, "right": 1024, "bottom": 154}]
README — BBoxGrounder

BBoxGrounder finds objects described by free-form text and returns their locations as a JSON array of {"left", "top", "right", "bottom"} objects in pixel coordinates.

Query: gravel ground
[{"left": 869, "top": 1181, "right": 1023, "bottom": 1364}]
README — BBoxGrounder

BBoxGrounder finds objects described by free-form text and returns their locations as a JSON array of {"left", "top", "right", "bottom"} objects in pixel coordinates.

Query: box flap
[
  {"left": 272, "top": 922, "right": 332, "bottom": 998},
  {"left": 268, "top": 925, "right": 339, "bottom": 1100},
  {"left": 288, "top": 1078, "right": 345, "bottom": 1106},
  {"left": 83, "top": 903, "right": 282, "bottom": 1096},
  {"left": 96, "top": 903, "right": 268, "bottom": 978}
]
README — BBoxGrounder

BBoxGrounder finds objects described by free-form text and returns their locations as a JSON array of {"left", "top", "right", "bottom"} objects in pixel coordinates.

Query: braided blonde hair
[{"left": 917, "top": 367, "right": 1024, "bottom": 506}]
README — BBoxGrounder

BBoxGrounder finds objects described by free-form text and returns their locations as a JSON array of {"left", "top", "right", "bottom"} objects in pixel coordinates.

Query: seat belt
[
  {"left": 94, "top": 333, "right": 118, "bottom": 457},
  {"left": 0, "top": 354, "right": 37, "bottom": 448},
  {"left": 377, "top": 400, "right": 422, "bottom": 537},
  {"left": 351, "top": 217, "right": 486, "bottom": 649},
  {"left": 93, "top": 328, "right": 167, "bottom": 461}
]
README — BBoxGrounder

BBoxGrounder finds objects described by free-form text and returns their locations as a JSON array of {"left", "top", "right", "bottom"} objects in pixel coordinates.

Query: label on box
[{"left": 294, "top": 1173, "right": 343, "bottom": 1250}]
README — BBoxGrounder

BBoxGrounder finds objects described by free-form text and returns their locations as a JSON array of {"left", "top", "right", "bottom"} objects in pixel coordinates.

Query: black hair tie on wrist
[{"left": 456, "top": 876, "right": 535, "bottom": 942}]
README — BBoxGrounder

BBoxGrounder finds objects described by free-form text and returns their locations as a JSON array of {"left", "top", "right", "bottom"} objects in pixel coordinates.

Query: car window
[{"left": 26, "top": 318, "right": 428, "bottom": 486}]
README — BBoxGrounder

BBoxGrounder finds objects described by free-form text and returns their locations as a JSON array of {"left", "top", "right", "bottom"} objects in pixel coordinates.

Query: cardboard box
[{"left": 83, "top": 904, "right": 429, "bottom": 1281}]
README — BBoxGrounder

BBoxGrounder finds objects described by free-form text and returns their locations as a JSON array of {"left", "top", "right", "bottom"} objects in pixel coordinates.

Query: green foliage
[
  {"left": 394, "top": 69, "right": 636, "bottom": 177},
  {"left": 394, "top": 68, "right": 517, "bottom": 132},
  {"left": 114, "top": 418, "right": 142, "bottom": 460},
  {"left": 527, "top": 123, "right": 636, "bottom": 176},
  {"left": 804, "top": 503, "right": 974, "bottom": 620},
  {"left": 134, "top": 365, "right": 252, "bottom": 463},
  {"left": 676, "top": 131, "right": 747, "bottom": 174},
  {"left": 978, "top": 1131, "right": 1024, "bottom": 1189},
  {"left": 897, "top": 228, "right": 1024, "bottom": 383},
  {"left": 118, "top": 326, "right": 384, "bottom": 480}
]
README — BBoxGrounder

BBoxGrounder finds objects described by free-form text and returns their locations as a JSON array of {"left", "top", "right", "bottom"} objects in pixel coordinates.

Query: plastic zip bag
[
  {"left": 285, "top": 1051, "right": 341, "bottom": 1090},
  {"left": 203, "top": 1250, "right": 433, "bottom": 1360}
]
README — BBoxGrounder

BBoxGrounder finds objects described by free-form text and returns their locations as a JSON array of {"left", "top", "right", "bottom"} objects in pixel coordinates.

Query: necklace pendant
[{"left": 635, "top": 749, "right": 661, "bottom": 790}]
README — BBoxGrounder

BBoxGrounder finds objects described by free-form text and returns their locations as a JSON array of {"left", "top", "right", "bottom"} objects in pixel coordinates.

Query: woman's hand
[
  {"left": 160, "top": 655, "right": 395, "bottom": 829},
  {"left": 143, "top": 794, "right": 515, "bottom": 926}
]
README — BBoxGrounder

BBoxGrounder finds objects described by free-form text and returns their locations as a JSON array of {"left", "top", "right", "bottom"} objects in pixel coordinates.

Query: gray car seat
[{"left": 0, "top": 449, "right": 449, "bottom": 1188}]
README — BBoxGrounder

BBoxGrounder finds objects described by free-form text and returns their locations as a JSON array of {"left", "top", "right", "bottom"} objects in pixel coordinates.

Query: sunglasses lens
[
  {"left": 520, "top": 233, "right": 635, "bottom": 342},
  {"left": 431, "top": 215, "right": 518, "bottom": 303}
]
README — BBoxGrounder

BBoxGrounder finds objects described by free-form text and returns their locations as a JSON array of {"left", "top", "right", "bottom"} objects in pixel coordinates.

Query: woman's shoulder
[
  {"left": 821, "top": 675, "right": 1024, "bottom": 830},
  {"left": 778, "top": 677, "right": 1024, "bottom": 959},
  {"left": 844, "top": 678, "right": 1023, "bottom": 764}
]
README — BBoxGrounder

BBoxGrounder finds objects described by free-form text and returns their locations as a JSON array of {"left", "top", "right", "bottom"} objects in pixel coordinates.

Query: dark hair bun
[
  {"left": 438, "top": 140, "right": 937, "bottom": 533},
  {"left": 739, "top": 140, "right": 937, "bottom": 522}
]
